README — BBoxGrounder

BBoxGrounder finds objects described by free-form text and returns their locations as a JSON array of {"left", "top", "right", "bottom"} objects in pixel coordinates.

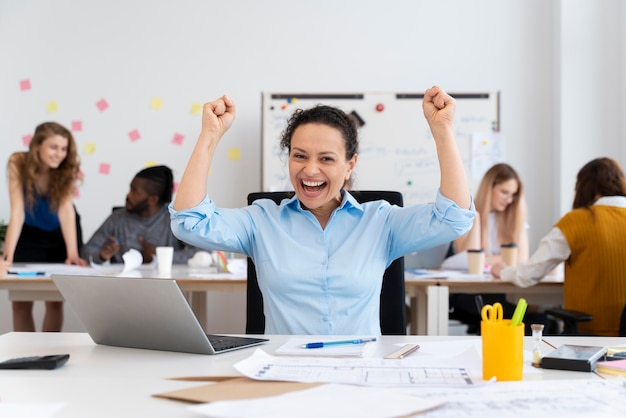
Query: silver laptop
[
  {"left": 51, "top": 274, "right": 268, "bottom": 355},
  {"left": 404, "top": 242, "right": 451, "bottom": 270}
]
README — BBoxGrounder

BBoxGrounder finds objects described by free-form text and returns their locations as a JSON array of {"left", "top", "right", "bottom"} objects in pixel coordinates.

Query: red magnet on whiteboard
[{"left": 375, "top": 103, "right": 384, "bottom": 112}]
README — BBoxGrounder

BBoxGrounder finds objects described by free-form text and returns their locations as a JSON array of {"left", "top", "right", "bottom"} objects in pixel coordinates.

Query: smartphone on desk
[{"left": 0, "top": 354, "right": 70, "bottom": 370}]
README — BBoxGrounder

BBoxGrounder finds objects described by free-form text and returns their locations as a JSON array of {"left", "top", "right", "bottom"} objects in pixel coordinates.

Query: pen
[
  {"left": 8, "top": 271, "right": 46, "bottom": 277},
  {"left": 303, "top": 337, "right": 377, "bottom": 349},
  {"left": 510, "top": 298, "right": 528, "bottom": 327}
]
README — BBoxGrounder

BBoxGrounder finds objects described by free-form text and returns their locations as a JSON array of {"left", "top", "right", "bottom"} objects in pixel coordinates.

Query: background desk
[
  {"left": 0, "top": 265, "right": 246, "bottom": 333},
  {"left": 0, "top": 333, "right": 623, "bottom": 418},
  {"left": 405, "top": 272, "right": 564, "bottom": 335},
  {"left": 1, "top": 267, "right": 563, "bottom": 336}
]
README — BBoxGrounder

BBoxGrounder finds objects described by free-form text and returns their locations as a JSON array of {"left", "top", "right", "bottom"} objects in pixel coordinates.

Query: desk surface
[
  {"left": 1, "top": 265, "right": 564, "bottom": 336},
  {"left": 1, "top": 333, "right": 625, "bottom": 417}
]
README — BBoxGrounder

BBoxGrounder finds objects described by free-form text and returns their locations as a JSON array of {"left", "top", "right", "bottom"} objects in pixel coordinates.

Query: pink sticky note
[
  {"left": 96, "top": 98, "right": 109, "bottom": 112},
  {"left": 173, "top": 181, "right": 179, "bottom": 193},
  {"left": 128, "top": 129, "right": 140, "bottom": 142},
  {"left": 71, "top": 121, "right": 83, "bottom": 132},
  {"left": 22, "top": 134, "right": 33, "bottom": 147},
  {"left": 171, "top": 132, "right": 184, "bottom": 145},
  {"left": 98, "top": 163, "right": 111, "bottom": 175},
  {"left": 20, "top": 79, "right": 32, "bottom": 91}
]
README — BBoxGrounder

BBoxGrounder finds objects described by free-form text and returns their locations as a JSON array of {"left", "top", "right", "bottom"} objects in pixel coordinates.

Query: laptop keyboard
[{"left": 207, "top": 334, "right": 267, "bottom": 352}]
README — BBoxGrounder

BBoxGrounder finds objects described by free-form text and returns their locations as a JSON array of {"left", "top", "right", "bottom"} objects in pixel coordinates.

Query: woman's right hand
[{"left": 201, "top": 95, "right": 236, "bottom": 140}]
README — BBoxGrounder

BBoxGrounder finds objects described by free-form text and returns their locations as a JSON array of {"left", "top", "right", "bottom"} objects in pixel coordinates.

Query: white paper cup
[
  {"left": 467, "top": 249, "right": 485, "bottom": 275},
  {"left": 156, "top": 246, "right": 174, "bottom": 276},
  {"left": 500, "top": 243, "right": 518, "bottom": 266}
]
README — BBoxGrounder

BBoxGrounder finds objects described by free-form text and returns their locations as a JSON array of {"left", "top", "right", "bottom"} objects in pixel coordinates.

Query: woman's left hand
[
  {"left": 490, "top": 261, "right": 505, "bottom": 278},
  {"left": 65, "top": 256, "right": 88, "bottom": 267}
]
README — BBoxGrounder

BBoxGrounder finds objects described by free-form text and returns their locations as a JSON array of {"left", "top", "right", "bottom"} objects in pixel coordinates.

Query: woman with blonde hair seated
[{"left": 446, "top": 163, "right": 532, "bottom": 333}]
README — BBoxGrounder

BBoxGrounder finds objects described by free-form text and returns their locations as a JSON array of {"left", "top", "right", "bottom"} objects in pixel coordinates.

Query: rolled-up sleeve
[
  {"left": 433, "top": 189, "right": 475, "bottom": 237},
  {"left": 169, "top": 196, "right": 214, "bottom": 235}
]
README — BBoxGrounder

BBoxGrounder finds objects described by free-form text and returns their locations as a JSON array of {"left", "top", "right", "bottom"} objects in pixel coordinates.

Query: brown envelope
[{"left": 153, "top": 377, "right": 320, "bottom": 403}]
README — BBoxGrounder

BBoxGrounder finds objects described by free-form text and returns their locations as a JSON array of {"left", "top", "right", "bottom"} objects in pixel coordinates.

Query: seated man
[{"left": 82, "top": 165, "right": 199, "bottom": 264}]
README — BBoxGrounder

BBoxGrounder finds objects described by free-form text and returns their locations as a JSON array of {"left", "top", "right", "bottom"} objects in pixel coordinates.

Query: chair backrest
[{"left": 245, "top": 190, "right": 406, "bottom": 335}]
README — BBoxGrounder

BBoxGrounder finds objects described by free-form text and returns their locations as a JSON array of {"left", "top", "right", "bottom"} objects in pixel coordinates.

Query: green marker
[{"left": 510, "top": 298, "right": 527, "bottom": 327}]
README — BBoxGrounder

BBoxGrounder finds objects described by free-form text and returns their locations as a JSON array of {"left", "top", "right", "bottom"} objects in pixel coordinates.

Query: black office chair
[
  {"left": 546, "top": 303, "right": 626, "bottom": 336},
  {"left": 245, "top": 190, "right": 407, "bottom": 335}
]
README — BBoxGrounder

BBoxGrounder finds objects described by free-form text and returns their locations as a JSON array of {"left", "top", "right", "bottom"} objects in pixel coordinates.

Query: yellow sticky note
[
  {"left": 190, "top": 102, "right": 202, "bottom": 115},
  {"left": 228, "top": 148, "right": 241, "bottom": 161},
  {"left": 46, "top": 101, "right": 59, "bottom": 113},
  {"left": 150, "top": 97, "right": 163, "bottom": 110},
  {"left": 84, "top": 142, "right": 96, "bottom": 155},
  {"left": 145, "top": 160, "right": 158, "bottom": 167}
]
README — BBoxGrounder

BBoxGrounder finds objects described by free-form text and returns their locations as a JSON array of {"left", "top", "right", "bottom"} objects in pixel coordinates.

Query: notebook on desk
[{"left": 51, "top": 274, "right": 268, "bottom": 355}]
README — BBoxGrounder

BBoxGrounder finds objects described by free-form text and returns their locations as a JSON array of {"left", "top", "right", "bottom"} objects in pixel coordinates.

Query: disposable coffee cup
[
  {"left": 156, "top": 246, "right": 174, "bottom": 276},
  {"left": 501, "top": 243, "right": 518, "bottom": 266},
  {"left": 467, "top": 249, "right": 485, "bottom": 275}
]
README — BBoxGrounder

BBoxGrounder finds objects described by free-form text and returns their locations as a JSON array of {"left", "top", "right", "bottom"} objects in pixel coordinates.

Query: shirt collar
[
  {"left": 286, "top": 190, "right": 363, "bottom": 212},
  {"left": 594, "top": 196, "right": 626, "bottom": 208},
  {"left": 339, "top": 190, "right": 363, "bottom": 212}
]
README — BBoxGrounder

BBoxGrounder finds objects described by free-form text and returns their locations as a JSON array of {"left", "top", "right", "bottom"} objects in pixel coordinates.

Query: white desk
[
  {"left": 405, "top": 271, "right": 564, "bottom": 335},
  {"left": 1, "top": 266, "right": 563, "bottom": 336},
  {"left": 0, "top": 333, "right": 623, "bottom": 418},
  {"left": 0, "top": 264, "right": 246, "bottom": 331}
]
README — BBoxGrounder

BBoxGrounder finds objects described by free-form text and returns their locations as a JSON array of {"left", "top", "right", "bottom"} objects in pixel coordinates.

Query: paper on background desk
[
  {"left": 9, "top": 263, "right": 122, "bottom": 278},
  {"left": 188, "top": 383, "right": 445, "bottom": 418},
  {"left": 119, "top": 248, "right": 143, "bottom": 276}
]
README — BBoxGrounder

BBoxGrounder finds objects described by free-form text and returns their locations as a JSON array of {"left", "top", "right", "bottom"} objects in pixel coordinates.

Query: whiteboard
[{"left": 262, "top": 92, "right": 500, "bottom": 206}]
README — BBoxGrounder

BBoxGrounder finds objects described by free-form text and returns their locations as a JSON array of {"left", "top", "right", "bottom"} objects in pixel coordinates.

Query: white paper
[
  {"left": 118, "top": 249, "right": 143, "bottom": 276},
  {"left": 188, "top": 383, "right": 445, "bottom": 418},
  {"left": 0, "top": 402, "right": 66, "bottom": 418},
  {"left": 413, "top": 378, "right": 625, "bottom": 417},
  {"left": 235, "top": 349, "right": 479, "bottom": 387},
  {"left": 187, "top": 251, "right": 213, "bottom": 267}
]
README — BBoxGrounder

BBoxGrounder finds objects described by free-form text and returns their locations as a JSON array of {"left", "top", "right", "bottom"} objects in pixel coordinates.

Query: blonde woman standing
[{"left": 3, "top": 122, "right": 87, "bottom": 332}]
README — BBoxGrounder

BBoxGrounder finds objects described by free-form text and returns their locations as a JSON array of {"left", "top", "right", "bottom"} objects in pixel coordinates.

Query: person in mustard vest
[{"left": 492, "top": 157, "right": 626, "bottom": 336}]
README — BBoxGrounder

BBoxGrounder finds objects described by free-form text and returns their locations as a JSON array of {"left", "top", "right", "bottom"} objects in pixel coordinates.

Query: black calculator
[{"left": 0, "top": 354, "right": 70, "bottom": 370}]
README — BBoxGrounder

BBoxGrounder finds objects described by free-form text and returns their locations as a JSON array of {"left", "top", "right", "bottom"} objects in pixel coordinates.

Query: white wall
[{"left": 1, "top": 0, "right": 624, "bottom": 334}]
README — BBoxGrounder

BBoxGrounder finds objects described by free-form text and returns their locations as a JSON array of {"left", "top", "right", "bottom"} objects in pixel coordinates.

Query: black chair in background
[
  {"left": 245, "top": 190, "right": 407, "bottom": 335},
  {"left": 545, "top": 303, "right": 626, "bottom": 336}
]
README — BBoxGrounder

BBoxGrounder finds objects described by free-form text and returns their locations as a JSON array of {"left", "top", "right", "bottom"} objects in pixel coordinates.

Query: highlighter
[{"left": 510, "top": 298, "right": 528, "bottom": 327}]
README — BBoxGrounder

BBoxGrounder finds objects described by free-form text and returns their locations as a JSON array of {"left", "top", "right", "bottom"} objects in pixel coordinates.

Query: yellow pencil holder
[{"left": 481, "top": 319, "right": 524, "bottom": 381}]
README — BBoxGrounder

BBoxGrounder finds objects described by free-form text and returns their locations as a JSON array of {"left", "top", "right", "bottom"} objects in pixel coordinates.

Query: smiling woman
[
  {"left": 282, "top": 107, "right": 358, "bottom": 229},
  {"left": 170, "top": 88, "right": 476, "bottom": 335},
  {"left": 2, "top": 122, "right": 87, "bottom": 332}
]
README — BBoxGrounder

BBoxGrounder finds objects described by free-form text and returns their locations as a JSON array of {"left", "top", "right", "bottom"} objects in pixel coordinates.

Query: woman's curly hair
[{"left": 20, "top": 122, "right": 80, "bottom": 212}]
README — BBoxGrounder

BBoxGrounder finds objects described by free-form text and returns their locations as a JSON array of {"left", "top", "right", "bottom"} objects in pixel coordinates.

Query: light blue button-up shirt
[{"left": 170, "top": 190, "right": 474, "bottom": 335}]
